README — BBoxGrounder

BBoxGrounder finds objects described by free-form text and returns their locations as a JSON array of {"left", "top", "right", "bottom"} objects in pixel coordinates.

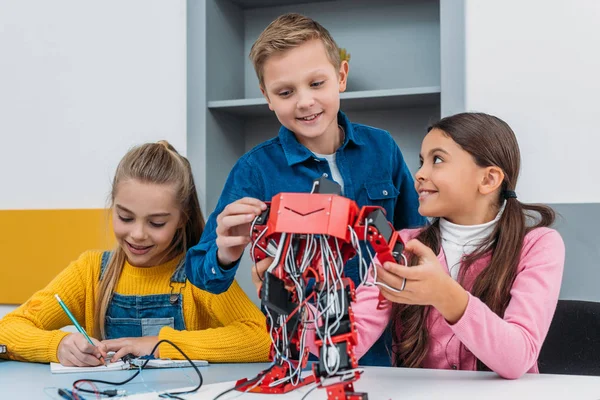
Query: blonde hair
[
  {"left": 249, "top": 13, "right": 341, "bottom": 89},
  {"left": 94, "top": 141, "right": 205, "bottom": 339}
]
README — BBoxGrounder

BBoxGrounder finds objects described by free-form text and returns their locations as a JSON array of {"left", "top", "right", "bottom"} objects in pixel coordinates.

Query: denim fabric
[
  {"left": 185, "top": 111, "right": 426, "bottom": 365},
  {"left": 101, "top": 252, "right": 187, "bottom": 339}
]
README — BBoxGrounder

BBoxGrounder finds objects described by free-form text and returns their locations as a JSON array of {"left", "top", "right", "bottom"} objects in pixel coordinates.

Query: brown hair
[
  {"left": 249, "top": 13, "right": 341, "bottom": 89},
  {"left": 94, "top": 141, "right": 205, "bottom": 339},
  {"left": 390, "top": 112, "right": 555, "bottom": 370}
]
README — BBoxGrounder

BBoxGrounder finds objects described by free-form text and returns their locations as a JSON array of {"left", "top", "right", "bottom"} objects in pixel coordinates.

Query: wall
[
  {"left": 463, "top": 0, "right": 600, "bottom": 204},
  {"left": 447, "top": 0, "right": 600, "bottom": 300},
  {"left": 0, "top": 0, "right": 187, "bottom": 304}
]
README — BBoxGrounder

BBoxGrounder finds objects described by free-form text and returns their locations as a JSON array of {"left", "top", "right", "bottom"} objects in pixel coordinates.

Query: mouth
[
  {"left": 125, "top": 241, "right": 154, "bottom": 255},
  {"left": 296, "top": 112, "right": 323, "bottom": 122},
  {"left": 418, "top": 189, "right": 438, "bottom": 200}
]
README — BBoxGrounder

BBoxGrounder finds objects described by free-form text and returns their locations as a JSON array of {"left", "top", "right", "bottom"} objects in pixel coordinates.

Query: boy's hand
[
  {"left": 57, "top": 333, "right": 108, "bottom": 367},
  {"left": 216, "top": 197, "right": 267, "bottom": 266},
  {"left": 102, "top": 336, "right": 159, "bottom": 363}
]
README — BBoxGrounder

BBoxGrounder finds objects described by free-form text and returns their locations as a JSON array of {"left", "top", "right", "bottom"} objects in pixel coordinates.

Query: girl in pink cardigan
[{"left": 253, "top": 112, "right": 565, "bottom": 379}]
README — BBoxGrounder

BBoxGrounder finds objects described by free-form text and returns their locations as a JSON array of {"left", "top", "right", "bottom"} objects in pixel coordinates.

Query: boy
[{"left": 186, "top": 13, "right": 425, "bottom": 366}]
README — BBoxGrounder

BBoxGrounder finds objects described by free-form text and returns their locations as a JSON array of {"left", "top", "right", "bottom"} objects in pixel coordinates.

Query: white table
[{"left": 1, "top": 360, "right": 599, "bottom": 399}]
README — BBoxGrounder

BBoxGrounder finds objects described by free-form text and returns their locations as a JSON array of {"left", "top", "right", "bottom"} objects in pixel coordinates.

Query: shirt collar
[{"left": 279, "top": 111, "right": 364, "bottom": 166}]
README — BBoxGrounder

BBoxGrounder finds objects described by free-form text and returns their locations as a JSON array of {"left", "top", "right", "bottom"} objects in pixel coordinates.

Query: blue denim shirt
[{"left": 185, "top": 111, "right": 425, "bottom": 365}]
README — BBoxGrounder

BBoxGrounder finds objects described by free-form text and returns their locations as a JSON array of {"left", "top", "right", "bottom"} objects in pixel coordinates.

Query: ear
[
  {"left": 479, "top": 166, "right": 505, "bottom": 195},
  {"left": 260, "top": 86, "right": 274, "bottom": 111},
  {"left": 338, "top": 60, "right": 349, "bottom": 93}
]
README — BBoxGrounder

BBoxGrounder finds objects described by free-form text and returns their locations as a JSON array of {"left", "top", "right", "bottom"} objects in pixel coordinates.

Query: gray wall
[{"left": 551, "top": 204, "right": 600, "bottom": 301}]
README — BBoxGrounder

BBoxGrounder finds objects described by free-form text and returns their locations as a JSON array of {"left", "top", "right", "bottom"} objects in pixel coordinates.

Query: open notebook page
[{"left": 50, "top": 360, "right": 129, "bottom": 374}]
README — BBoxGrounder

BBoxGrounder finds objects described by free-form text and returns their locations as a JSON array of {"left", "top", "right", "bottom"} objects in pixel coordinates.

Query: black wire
[{"left": 72, "top": 339, "right": 203, "bottom": 397}]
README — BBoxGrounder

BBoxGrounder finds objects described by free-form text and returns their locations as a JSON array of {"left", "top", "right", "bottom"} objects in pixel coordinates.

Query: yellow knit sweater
[{"left": 0, "top": 250, "right": 271, "bottom": 363}]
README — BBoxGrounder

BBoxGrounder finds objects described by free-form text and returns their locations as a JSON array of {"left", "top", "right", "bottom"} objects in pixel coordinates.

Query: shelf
[
  {"left": 207, "top": 86, "right": 441, "bottom": 117},
  {"left": 228, "top": 0, "right": 335, "bottom": 10}
]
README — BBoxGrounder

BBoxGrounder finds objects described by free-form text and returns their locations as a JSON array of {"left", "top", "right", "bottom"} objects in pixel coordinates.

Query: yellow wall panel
[{"left": 0, "top": 209, "right": 114, "bottom": 304}]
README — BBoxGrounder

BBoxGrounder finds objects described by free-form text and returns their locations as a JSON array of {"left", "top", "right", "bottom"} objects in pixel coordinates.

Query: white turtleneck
[{"left": 439, "top": 202, "right": 506, "bottom": 280}]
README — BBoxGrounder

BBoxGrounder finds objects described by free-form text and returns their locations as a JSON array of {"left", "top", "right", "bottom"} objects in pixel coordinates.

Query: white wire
[
  {"left": 257, "top": 223, "right": 362, "bottom": 384},
  {"left": 356, "top": 218, "right": 409, "bottom": 293}
]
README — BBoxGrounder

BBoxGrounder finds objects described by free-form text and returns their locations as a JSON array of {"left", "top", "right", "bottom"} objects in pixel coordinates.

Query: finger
[
  {"left": 216, "top": 235, "right": 251, "bottom": 249},
  {"left": 72, "top": 348, "right": 103, "bottom": 366},
  {"left": 101, "top": 338, "right": 125, "bottom": 352},
  {"left": 379, "top": 287, "right": 415, "bottom": 304},
  {"left": 217, "top": 206, "right": 258, "bottom": 228},
  {"left": 223, "top": 202, "right": 264, "bottom": 218},
  {"left": 376, "top": 274, "right": 409, "bottom": 295},
  {"left": 73, "top": 335, "right": 98, "bottom": 355},
  {"left": 381, "top": 262, "right": 421, "bottom": 281},
  {"left": 375, "top": 264, "right": 409, "bottom": 286},
  {"left": 236, "top": 197, "right": 267, "bottom": 210},
  {"left": 111, "top": 347, "right": 132, "bottom": 363},
  {"left": 220, "top": 214, "right": 255, "bottom": 230},
  {"left": 404, "top": 239, "right": 436, "bottom": 262},
  {"left": 90, "top": 338, "right": 108, "bottom": 360},
  {"left": 256, "top": 257, "right": 273, "bottom": 274}
]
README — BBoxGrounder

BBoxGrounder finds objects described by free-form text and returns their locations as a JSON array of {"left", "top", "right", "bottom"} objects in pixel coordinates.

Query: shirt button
[
  {"left": 313, "top": 158, "right": 320, "bottom": 162},
  {"left": 323, "top": 173, "right": 328, "bottom": 178},
  {"left": 382, "top": 190, "right": 388, "bottom": 196},
  {"left": 451, "top": 364, "right": 458, "bottom": 370},
  {"left": 211, "top": 267, "right": 216, "bottom": 274}
]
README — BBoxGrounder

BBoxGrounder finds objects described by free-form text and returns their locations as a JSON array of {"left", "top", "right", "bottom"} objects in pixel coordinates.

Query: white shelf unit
[{"left": 188, "top": 0, "right": 445, "bottom": 300}]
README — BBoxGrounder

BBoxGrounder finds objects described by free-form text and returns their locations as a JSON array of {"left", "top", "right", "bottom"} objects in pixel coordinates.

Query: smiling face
[
  {"left": 112, "top": 179, "right": 182, "bottom": 267},
  {"left": 415, "top": 129, "right": 493, "bottom": 224},
  {"left": 260, "top": 39, "right": 348, "bottom": 154}
]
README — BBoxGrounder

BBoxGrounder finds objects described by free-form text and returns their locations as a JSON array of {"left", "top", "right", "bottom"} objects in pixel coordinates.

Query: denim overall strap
[
  {"left": 168, "top": 258, "right": 187, "bottom": 304},
  {"left": 102, "top": 253, "right": 188, "bottom": 340},
  {"left": 99, "top": 251, "right": 112, "bottom": 280}
]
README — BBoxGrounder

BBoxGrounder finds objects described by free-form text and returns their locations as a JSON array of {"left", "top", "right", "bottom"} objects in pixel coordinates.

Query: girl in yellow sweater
[{"left": 0, "top": 141, "right": 271, "bottom": 366}]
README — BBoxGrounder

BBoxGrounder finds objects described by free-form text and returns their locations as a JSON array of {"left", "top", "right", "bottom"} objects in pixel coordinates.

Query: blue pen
[{"left": 54, "top": 294, "right": 105, "bottom": 364}]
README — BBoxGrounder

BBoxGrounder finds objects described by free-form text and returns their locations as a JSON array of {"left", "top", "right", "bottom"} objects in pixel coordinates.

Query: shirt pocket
[{"left": 364, "top": 181, "right": 399, "bottom": 218}]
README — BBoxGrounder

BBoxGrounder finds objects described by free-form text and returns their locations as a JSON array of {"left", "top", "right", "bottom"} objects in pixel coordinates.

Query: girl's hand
[
  {"left": 101, "top": 336, "right": 159, "bottom": 363},
  {"left": 57, "top": 333, "right": 108, "bottom": 367},
  {"left": 376, "top": 239, "right": 469, "bottom": 324},
  {"left": 252, "top": 257, "right": 274, "bottom": 297}
]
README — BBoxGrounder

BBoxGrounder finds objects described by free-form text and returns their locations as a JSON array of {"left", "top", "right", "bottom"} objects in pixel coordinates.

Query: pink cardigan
[{"left": 306, "top": 227, "right": 565, "bottom": 379}]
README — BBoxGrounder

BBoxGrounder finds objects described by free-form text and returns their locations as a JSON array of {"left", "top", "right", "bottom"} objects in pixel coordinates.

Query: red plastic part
[{"left": 240, "top": 192, "right": 404, "bottom": 400}]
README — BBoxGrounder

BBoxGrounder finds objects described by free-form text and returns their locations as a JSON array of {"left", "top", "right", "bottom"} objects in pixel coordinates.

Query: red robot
[{"left": 235, "top": 178, "right": 407, "bottom": 400}]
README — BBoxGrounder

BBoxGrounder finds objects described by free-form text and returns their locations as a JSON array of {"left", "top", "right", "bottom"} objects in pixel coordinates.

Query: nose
[
  {"left": 296, "top": 89, "right": 315, "bottom": 109},
  {"left": 130, "top": 222, "right": 147, "bottom": 241},
  {"left": 415, "top": 163, "right": 429, "bottom": 183}
]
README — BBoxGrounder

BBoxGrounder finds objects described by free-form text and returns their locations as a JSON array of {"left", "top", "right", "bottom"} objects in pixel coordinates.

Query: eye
[
  {"left": 433, "top": 155, "right": 443, "bottom": 164},
  {"left": 278, "top": 90, "right": 292, "bottom": 97},
  {"left": 418, "top": 158, "right": 424, "bottom": 167},
  {"left": 311, "top": 81, "right": 325, "bottom": 88},
  {"left": 118, "top": 215, "right": 133, "bottom": 223},
  {"left": 150, "top": 221, "right": 166, "bottom": 228}
]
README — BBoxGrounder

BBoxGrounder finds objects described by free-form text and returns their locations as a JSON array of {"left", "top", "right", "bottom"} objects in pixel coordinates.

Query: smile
[
  {"left": 418, "top": 190, "right": 438, "bottom": 200},
  {"left": 125, "top": 241, "right": 154, "bottom": 255},
  {"left": 296, "top": 112, "right": 323, "bottom": 122}
]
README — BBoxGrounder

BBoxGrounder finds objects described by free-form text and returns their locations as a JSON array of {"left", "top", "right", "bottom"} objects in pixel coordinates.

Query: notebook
[
  {"left": 50, "top": 358, "right": 208, "bottom": 374},
  {"left": 50, "top": 360, "right": 130, "bottom": 374}
]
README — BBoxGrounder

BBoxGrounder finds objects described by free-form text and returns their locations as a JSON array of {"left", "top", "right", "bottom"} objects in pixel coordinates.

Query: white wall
[
  {"left": 464, "top": 0, "right": 600, "bottom": 204},
  {"left": 0, "top": 0, "right": 187, "bottom": 210}
]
